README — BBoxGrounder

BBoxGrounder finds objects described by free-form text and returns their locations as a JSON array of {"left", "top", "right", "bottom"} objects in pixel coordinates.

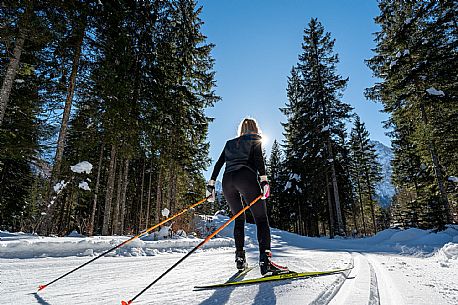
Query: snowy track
[
  {"left": 1, "top": 223, "right": 457, "bottom": 304},
  {"left": 1, "top": 248, "right": 356, "bottom": 305}
]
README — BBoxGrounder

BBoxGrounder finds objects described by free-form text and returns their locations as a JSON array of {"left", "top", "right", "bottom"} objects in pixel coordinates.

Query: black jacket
[{"left": 210, "top": 134, "right": 266, "bottom": 180}]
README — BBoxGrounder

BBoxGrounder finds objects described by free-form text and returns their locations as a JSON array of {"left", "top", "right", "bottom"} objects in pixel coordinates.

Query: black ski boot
[
  {"left": 259, "top": 250, "right": 289, "bottom": 276},
  {"left": 235, "top": 250, "right": 248, "bottom": 270}
]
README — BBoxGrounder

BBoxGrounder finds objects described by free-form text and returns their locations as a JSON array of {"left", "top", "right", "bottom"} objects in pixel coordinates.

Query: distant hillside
[{"left": 371, "top": 140, "right": 395, "bottom": 208}]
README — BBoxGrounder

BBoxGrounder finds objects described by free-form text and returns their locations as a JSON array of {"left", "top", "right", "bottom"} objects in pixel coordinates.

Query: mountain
[{"left": 370, "top": 140, "right": 395, "bottom": 208}]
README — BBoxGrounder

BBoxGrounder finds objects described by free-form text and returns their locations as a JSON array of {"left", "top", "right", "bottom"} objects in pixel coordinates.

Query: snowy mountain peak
[{"left": 370, "top": 140, "right": 395, "bottom": 208}]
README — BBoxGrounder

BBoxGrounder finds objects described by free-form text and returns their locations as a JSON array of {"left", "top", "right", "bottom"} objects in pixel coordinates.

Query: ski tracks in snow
[{"left": 309, "top": 252, "right": 404, "bottom": 305}]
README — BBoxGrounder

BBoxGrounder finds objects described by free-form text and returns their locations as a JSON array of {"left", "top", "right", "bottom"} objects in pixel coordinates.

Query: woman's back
[{"left": 224, "top": 134, "right": 262, "bottom": 174}]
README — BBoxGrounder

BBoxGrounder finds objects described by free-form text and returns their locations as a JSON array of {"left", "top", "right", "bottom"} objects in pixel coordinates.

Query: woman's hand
[
  {"left": 206, "top": 180, "right": 216, "bottom": 202},
  {"left": 260, "top": 176, "right": 270, "bottom": 199}
]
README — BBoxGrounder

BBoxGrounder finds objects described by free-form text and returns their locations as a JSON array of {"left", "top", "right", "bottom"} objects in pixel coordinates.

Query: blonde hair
[{"left": 238, "top": 118, "right": 261, "bottom": 136}]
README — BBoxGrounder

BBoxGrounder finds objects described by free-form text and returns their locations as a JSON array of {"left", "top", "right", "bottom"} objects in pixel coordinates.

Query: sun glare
[{"left": 261, "top": 134, "right": 269, "bottom": 146}]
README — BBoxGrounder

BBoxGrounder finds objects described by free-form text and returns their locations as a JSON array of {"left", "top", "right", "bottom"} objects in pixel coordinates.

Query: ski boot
[
  {"left": 259, "top": 250, "right": 289, "bottom": 276},
  {"left": 235, "top": 250, "right": 248, "bottom": 270}
]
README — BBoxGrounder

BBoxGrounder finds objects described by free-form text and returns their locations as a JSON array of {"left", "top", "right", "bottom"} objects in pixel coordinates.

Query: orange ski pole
[
  {"left": 121, "top": 194, "right": 263, "bottom": 305},
  {"left": 38, "top": 196, "right": 209, "bottom": 292}
]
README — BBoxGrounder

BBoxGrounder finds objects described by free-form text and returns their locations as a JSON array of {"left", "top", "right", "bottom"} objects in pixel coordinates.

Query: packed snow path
[{"left": 1, "top": 221, "right": 457, "bottom": 304}]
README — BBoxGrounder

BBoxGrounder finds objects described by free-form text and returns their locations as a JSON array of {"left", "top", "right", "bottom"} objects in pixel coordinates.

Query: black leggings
[{"left": 222, "top": 167, "right": 271, "bottom": 254}]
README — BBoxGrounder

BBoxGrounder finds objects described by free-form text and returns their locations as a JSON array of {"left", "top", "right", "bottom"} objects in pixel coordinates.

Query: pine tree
[
  {"left": 349, "top": 116, "right": 383, "bottom": 234},
  {"left": 1, "top": 1, "right": 219, "bottom": 235},
  {"left": 0, "top": 1, "right": 53, "bottom": 231},
  {"left": 282, "top": 18, "right": 352, "bottom": 237},
  {"left": 267, "top": 140, "right": 284, "bottom": 229},
  {"left": 366, "top": 0, "right": 457, "bottom": 228}
]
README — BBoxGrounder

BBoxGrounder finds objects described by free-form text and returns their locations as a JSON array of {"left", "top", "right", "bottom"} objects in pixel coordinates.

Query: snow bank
[
  {"left": 1, "top": 219, "right": 457, "bottom": 261},
  {"left": 0, "top": 231, "right": 233, "bottom": 259},
  {"left": 436, "top": 243, "right": 458, "bottom": 260}
]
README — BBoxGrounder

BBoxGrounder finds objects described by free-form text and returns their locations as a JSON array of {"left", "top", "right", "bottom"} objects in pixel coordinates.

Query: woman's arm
[
  {"left": 253, "top": 141, "right": 266, "bottom": 177},
  {"left": 210, "top": 149, "right": 225, "bottom": 181}
]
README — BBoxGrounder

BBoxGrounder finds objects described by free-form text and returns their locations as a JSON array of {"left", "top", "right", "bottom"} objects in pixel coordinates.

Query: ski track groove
[
  {"left": 368, "top": 260, "right": 380, "bottom": 305},
  {"left": 313, "top": 252, "right": 382, "bottom": 305},
  {"left": 308, "top": 253, "right": 354, "bottom": 305},
  {"left": 363, "top": 253, "right": 405, "bottom": 305}
]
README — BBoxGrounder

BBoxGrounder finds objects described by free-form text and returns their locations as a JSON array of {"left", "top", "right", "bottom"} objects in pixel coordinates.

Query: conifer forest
[{"left": 0, "top": 0, "right": 456, "bottom": 238}]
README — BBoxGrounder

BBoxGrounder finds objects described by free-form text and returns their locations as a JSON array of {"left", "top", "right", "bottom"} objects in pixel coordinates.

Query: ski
[
  {"left": 194, "top": 267, "right": 353, "bottom": 290},
  {"left": 230, "top": 266, "right": 255, "bottom": 282}
]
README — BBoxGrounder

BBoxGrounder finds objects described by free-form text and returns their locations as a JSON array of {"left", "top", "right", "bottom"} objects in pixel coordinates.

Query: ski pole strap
[
  {"left": 38, "top": 196, "right": 210, "bottom": 292},
  {"left": 124, "top": 194, "right": 263, "bottom": 304}
]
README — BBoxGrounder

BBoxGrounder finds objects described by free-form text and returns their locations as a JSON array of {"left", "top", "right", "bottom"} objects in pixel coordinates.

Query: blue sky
[{"left": 198, "top": 0, "right": 389, "bottom": 179}]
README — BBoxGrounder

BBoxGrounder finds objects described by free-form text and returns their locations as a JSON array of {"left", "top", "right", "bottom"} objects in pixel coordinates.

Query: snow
[
  {"left": 396, "top": 50, "right": 409, "bottom": 58},
  {"left": 289, "top": 173, "right": 300, "bottom": 181},
  {"left": 447, "top": 176, "right": 458, "bottom": 183},
  {"left": 371, "top": 140, "right": 395, "bottom": 207},
  {"left": 389, "top": 60, "right": 397, "bottom": 69},
  {"left": 284, "top": 181, "right": 292, "bottom": 190},
  {"left": 426, "top": 87, "right": 445, "bottom": 97},
  {"left": 78, "top": 181, "right": 91, "bottom": 191},
  {"left": 70, "top": 161, "right": 93, "bottom": 174},
  {"left": 162, "top": 208, "right": 170, "bottom": 218},
  {"left": 67, "top": 230, "right": 85, "bottom": 237},
  {"left": 1, "top": 221, "right": 457, "bottom": 305},
  {"left": 53, "top": 180, "right": 68, "bottom": 194}
]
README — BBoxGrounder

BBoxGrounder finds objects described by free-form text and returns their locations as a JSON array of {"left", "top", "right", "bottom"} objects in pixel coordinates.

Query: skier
[{"left": 206, "top": 118, "right": 287, "bottom": 275}]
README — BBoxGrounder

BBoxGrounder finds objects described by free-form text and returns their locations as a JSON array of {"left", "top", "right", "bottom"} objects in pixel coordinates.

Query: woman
[{"left": 206, "top": 118, "right": 287, "bottom": 275}]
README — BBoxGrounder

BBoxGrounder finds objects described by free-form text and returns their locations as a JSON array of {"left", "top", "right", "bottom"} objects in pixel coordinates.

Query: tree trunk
[
  {"left": 328, "top": 142, "right": 344, "bottom": 235},
  {"left": 155, "top": 164, "right": 163, "bottom": 224},
  {"left": 113, "top": 158, "right": 124, "bottom": 235},
  {"left": 357, "top": 178, "right": 367, "bottom": 236},
  {"left": 102, "top": 144, "right": 117, "bottom": 235},
  {"left": 51, "top": 23, "right": 86, "bottom": 181},
  {"left": 419, "top": 103, "right": 451, "bottom": 224},
  {"left": 368, "top": 184, "right": 377, "bottom": 234},
  {"left": 87, "top": 144, "right": 104, "bottom": 236},
  {"left": 119, "top": 159, "right": 130, "bottom": 234},
  {"left": 138, "top": 159, "right": 146, "bottom": 232},
  {"left": 312, "top": 41, "right": 344, "bottom": 237},
  {"left": 166, "top": 161, "right": 176, "bottom": 213},
  {"left": 351, "top": 202, "right": 359, "bottom": 236},
  {"left": 0, "top": 28, "right": 26, "bottom": 126},
  {"left": 145, "top": 158, "right": 154, "bottom": 229},
  {"left": 297, "top": 200, "right": 303, "bottom": 235},
  {"left": 325, "top": 174, "right": 335, "bottom": 238},
  {"left": 170, "top": 165, "right": 177, "bottom": 213}
]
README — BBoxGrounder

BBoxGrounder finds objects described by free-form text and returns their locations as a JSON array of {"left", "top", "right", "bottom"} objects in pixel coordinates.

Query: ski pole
[
  {"left": 121, "top": 194, "right": 263, "bottom": 305},
  {"left": 38, "top": 196, "right": 209, "bottom": 292}
]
